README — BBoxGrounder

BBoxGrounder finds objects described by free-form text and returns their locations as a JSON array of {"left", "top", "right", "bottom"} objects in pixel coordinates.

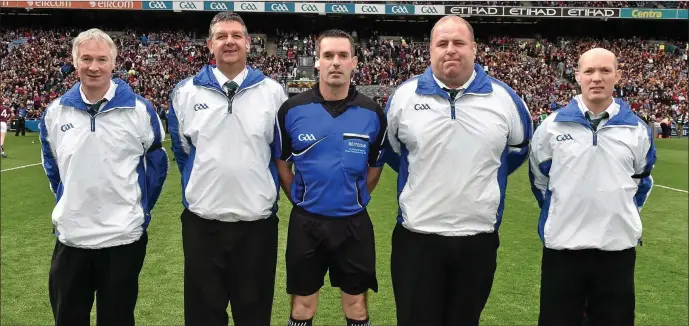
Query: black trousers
[
  {"left": 539, "top": 247, "right": 636, "bottom": 326},
  {"left": 14, "top": 118, "right": 25, "bottom": 136},
  {"left": 181, "top": 209, "right": 278, "bottom": 326},
  {"left": 391, "top": 224, "right": 499, "bottom": 326},
  {"left": 49, "top": 232, "right": 148, "bottom": 326}
]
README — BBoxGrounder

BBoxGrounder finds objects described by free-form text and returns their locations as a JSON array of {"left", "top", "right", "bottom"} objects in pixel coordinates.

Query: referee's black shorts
[{"left": 286, "top": 205, "right": 378, "bottom": 296}]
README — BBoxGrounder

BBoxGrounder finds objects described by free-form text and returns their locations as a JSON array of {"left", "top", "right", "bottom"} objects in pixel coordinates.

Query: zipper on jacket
[
  {"left": 592, "top": 125, "right": 612, "bottom": 146},
  {"left": 89, "top": 111, "right": 101, "bottom": 132},
  {"left": 355, "top": 178, "right": 363, "bottom": 208},
  {"left": 200, "top": 86, "right": 233, "bottom": 113},
  {"left": 449, "top": 93, "right": 467, "bottom": 120},
  {"left": 450, "top": 100, "right": 456, "bottom": 120},
  {"left": 200, "top": 85, "right": 251, "bottom": 114}
]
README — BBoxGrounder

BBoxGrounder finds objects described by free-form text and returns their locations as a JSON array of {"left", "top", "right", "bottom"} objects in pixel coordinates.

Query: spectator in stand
[
  {"left": 1, "top": 28, "right": 685, "bottom": 135},
  {"left": 0, "top": 98, "right": 13, "bottom": 157},
  {"left": 14, "top": 103, "right": 26, "bottom": 136}
]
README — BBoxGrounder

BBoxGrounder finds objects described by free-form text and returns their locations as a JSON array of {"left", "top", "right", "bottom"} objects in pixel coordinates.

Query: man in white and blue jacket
[
  {"left": 529, "top": 48, "right": 656, "bottom": 326},
  {"left": 168, "top": 12, "right": 287, "bottom": 326},
  {"left": 40, "top": 29, "right": 168, "bottom": 326},
  {"left": 384, "top": 16, "right": 532, "bottom": 326}
]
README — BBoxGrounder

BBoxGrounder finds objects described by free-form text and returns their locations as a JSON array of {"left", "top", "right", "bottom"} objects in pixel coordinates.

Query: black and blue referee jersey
[{"left": 274, "top": 83, "right": 387, "bottom": 218}]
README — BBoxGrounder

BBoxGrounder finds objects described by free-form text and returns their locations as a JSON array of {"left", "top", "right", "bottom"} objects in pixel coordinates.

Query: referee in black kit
[{"left": 274, "top": 29, "right": 386, "bottom": 326}]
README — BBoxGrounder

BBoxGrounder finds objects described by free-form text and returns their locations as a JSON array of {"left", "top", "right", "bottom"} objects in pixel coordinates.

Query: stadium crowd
[
  {"left": 1, "top": 27, "right": 686, "bottom": 136},
  {"left": 362, "top": 1, "right": 687, "bottom": 7}
]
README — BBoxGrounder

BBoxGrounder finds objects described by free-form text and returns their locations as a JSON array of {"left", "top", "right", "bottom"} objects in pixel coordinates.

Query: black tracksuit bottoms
[
  {"left": 49, "top": 232, "right": 148, "bottom": 326},
  {"left": 539, "top": 247, "right": 636, "bottom": 326},
  {"left": 181, "top": 208, "right": 278, "bottom": 326}
]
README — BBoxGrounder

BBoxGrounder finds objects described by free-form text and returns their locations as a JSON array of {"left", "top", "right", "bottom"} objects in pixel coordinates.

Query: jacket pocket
[{"left": 342, "top": 133, "right": 369, "bottom": 174}]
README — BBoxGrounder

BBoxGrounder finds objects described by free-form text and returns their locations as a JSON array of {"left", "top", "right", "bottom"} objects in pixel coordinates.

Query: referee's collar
[{"left": 311, "top": 82, "right": 358, "bottom": 105}]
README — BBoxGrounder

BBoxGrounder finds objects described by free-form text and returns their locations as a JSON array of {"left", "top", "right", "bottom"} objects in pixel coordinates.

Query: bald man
[
  {"left": 384, "top": 16, "right": 532, "bottom": 326},
  {"left": 529, "top": 48, "right": 656, "bottom": 326}
]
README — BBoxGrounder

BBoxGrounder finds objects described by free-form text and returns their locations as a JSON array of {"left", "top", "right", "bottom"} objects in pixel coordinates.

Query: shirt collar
[
  {"left": 575, "top": 94, "right": 619, "bottom": 119},
  {"left": 80, "top": 80, "right": 117, "bottom": 105},
  {"left": 433, "top": 70, "right": 476, "bottom": 92},
  {"left": 213, "top": 66, "right": 247, "bottom": 89}
]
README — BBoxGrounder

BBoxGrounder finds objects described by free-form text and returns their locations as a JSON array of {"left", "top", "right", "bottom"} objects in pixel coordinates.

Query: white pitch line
[
  {"left": 655, "top": 184, "right": 689, "bottom": 194},
  {"left": 1, "top": 139, "right": 172, "bottom": 173},
  {"left": 0, "top": 163, "right": 42, "bottom": 172}
]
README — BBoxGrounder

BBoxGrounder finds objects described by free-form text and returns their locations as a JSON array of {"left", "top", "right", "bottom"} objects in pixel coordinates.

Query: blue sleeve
[
  {"left": 633, "top": 123, "right": 657, "bottom": 209},
  {"left": 634, "top": 176, "right": 654, "bottom": 209},
  {"left": 368, "top": 105, "right": 388, "bottom": 168},
  {"left": 528, "top": 159, "right": 551, "bottom": 209},
  {"left": 143, "top": 101, "right": 169, "bottom": 210},
  {"left": 274, "top": 102, "right": 293, "bottom": 161},
  {"left": 382, "top": 138, "right": 400, "bottom": 173},
  {"left": 39, "top": 109, "right": 62, "bottom": 201},
  {"left": 506, "top": 96, "right": 533, "bottom": 175},
  {"left": 507, "top": 147, "right": 529, "bottom": 175},
  {"left": 382, "top": 96, "right": 400, "bottom": 172},
  {"left": 168, "top": 83, "right": 190, "bottom": 173},
  {"left": 492, "top": 77, "right": 533, "bottom": 175}
]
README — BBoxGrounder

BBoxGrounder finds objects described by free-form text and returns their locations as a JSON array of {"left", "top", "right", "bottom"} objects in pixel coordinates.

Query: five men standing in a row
[{"left": 40, "top": 11, "right": 655, "bottom": 326}]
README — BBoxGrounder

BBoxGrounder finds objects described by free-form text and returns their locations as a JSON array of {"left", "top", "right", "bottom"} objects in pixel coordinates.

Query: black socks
[
  {"left": 288, "top": 316, "right": 313, "bottom": 326},
  {"left": 288, "top": 315, "right": 370, "bottom": 325},
  {"left": 346, "top": 317, "right": 371, "bottom": 326}
]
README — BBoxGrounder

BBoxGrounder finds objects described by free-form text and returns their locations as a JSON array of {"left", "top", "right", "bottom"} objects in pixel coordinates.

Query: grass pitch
[{"left": 1, "top": 133, "right": 686, "bottom": 325}]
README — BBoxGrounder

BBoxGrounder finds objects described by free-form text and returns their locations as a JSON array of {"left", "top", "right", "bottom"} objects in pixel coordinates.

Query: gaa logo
[
  {"left": 329, "top": 4, "right": 350, "bottom": 13},
  {"left": 300, "top": 3, "right": 318, "bottom": 12},
  {"left": 179, "top": 1, "right": 197, "bottom": 9},
  {"left": 147, "top": 1, "right": 168, "bottom": 9},
  {"left": 298, "top": 133, "right": 316, "bottom": 142},
  {"left": 240, "top": 2, "right": 258, "bottom": 10},
  {"left": 193, "top": 103, "right": 209, "bottom": 111},
  {"left": 270, "top": 3, "right": 289, "bottom": 11},
  {"left": 414, "top": 104, "right": 431, "bottom": 111},
  {"left": 60, "top": 123, "right": 74, "bottom": 132},
  {"left": 209, "top": 2, "right": 229, "bottom": 10},
  {"left": 390, "top": 6, "right": 409, "bottom": 14},
  {"left": 556, "top": 134, "right": 574, "bottom": 141},
  {"left": 361, "top": 5, "right": 378, "bottom": 13},
  {"left": 420, "top": 6, "right": 439, "bottom": 14}
]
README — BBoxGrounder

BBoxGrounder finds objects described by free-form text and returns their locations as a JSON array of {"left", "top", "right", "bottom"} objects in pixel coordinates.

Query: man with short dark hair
[
  {"left": 169, "top": 12, "right": 287, "bottom": 326},
  {"left": 274, "top": 29, "right": 386, "bottom": 326}
]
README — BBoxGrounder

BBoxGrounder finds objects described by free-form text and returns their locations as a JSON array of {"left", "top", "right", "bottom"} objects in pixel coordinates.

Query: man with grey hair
[
  {"left": 169, "top": 12, "right": 287, "bottom": 326},
  {"left": 40, "top": 28, "right": 168, "bottom": 326}
]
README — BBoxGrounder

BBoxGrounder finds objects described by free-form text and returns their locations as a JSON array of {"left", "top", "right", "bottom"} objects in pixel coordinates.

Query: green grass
[{"left": 1, "top": 133, "right": 687, "bottom": 326}]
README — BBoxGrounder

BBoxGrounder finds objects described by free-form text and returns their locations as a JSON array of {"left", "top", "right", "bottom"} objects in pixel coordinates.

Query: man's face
[
  {"left": 77, "top": 40, "right": 114, "bottom": 90},
  {"left": 317, "top": 37, "right": 357, "bottom": 87},
  {"left": 430, "top": 19, "right": 476, "bottom": 84},
  {"left": 576, "top": 51, "right": 621, "bottom": 105},
  {"left": 207, "top": 21, "right": 249, "bottom": 67}
]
